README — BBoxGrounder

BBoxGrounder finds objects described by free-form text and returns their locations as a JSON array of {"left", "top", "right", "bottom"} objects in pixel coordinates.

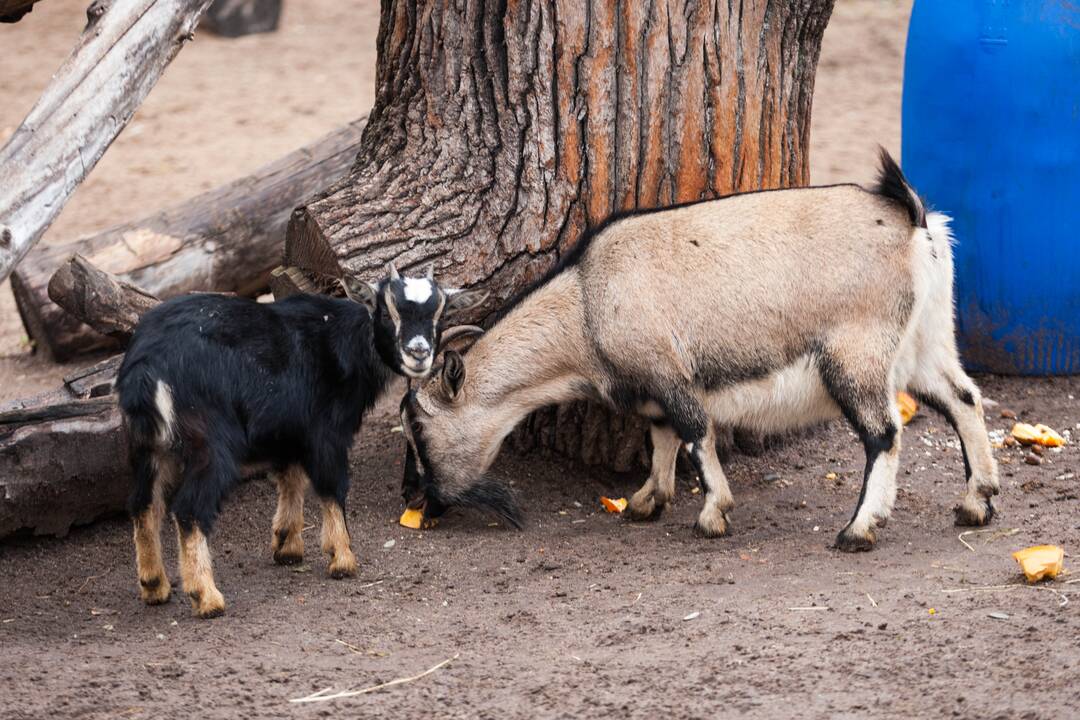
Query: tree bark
[
  {"left": 288, "top": 0, "right": 834, "bottom": 470},
  {"left": 0, "top": 0, "right": 215, "bottom": 285},
  {"left": 11, "top": 117, "right": 367, "bottom": 360},
  {"left": 0, "top": 356, "right": 126, "bottom": 538}
]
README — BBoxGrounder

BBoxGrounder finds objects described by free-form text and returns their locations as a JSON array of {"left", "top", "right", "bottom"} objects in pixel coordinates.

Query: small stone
[
  {"left": 1003, "top": 435, "right": 1018, "bottom": 448},
  {"left": 764, "top": 473, "right": 781, "bottom": 482},
  {"left": 1025, "top": 453, "right": 1042, "bottom": 466},
  {"left": 1000, "top": 408, "right": 1017, "bottom": 419},
  {"left": 988, "top": 611, "right": 1010, "bottom": 620},
  {"left": 1055, "top": 471, "right": 1075, "bottom": 481},
  {"left": 683, "top": 611, "right": 701, "bottom": 621},
  {"left": 383, "top": 539, "right": 396, "bottom": 549},
  {"left": 1031, "top": 444, "right": 1045, "bottom": 457}
]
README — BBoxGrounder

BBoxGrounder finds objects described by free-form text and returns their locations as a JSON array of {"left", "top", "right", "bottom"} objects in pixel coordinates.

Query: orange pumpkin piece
[
  {"left": 1012, "top": 545, "right": 1065, "bottom": 583},
  {"left": 1010, "top": 422, "right": 1066, "bottom": 447},
  {"left": 896, "top": 391, "right": 918, "bottom": 425},
  {"left": 600, "top": 497, "right": 627, "bottom": 513},
  {"left": 399, "top": 508, "right": 438, "bottom": 530},
  {"left": 1033, "top": 424, "right": 1066, "bottom": 447}
]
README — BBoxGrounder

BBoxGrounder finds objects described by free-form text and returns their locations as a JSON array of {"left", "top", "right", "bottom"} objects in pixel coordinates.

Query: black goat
[{"left": 118, "top": 266, "right": 485, "bottom": 618}]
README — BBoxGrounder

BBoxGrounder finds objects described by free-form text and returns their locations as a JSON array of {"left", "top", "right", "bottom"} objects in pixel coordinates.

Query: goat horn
[
  {"left": 438, "top": 324, "right": 485, "bottom": 352},
  {"left": 389, "top": 262, "right": 401, "bottom": 281}
]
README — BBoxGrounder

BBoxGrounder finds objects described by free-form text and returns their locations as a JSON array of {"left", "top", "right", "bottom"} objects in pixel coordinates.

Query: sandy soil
[{"left": 4, "top": 1, "right": 1079, "bottom": 718}]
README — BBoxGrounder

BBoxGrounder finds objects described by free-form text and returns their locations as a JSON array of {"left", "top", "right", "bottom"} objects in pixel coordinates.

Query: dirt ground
[{"left": 3, "top": 1, "right": 1079, "bottom": 718}]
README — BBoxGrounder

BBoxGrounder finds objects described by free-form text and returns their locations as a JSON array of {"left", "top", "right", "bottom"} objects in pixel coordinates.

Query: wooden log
[
  {"left": 47, "top": 254, "right": 160, "bottom": 342},
  {"left": 201, "top": 0, "right": 282, "bottom": 37},
  {"left": 0, "top": 0, "right": 216, "bottom": 285},
  {"left": 0, "top": 355, "right": 127, "bottom": 538},
  {"left": 11, "top": 117, "right": 368, "bottom": 360}
]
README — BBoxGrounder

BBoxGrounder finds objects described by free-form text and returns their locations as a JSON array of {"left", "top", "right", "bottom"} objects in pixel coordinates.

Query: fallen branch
[
  {"left": 289, "top": 654, "right": 459, "bottom": 704},
  {"left": 0, "top": 0, "right": 215, "bottom": 285},
  {"left": 48, "top": 254, "right": 160, "bottom": 341}
]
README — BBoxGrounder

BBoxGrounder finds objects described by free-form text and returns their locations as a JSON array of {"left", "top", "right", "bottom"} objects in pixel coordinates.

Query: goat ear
[
  {"left": 339, "top": 276, "right": 379, "bottom": 311},
  {"left": 441, "top": 350, "right": 467, "bottom": 399},
  {"left": 444, "top": 288, "right": 489, "bottom": 316}
]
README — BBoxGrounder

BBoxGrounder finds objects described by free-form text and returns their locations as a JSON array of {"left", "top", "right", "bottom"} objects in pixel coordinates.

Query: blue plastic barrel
[{"left": 902, "top": 0, "right": 1080, "bottom": 375}]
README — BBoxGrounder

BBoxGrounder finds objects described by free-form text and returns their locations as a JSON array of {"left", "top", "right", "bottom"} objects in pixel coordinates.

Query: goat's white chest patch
[{"left": 403, "top": 278, "right": 434, "bottom": 304}]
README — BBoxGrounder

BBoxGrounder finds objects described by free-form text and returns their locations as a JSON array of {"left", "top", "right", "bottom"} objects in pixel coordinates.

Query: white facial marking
[
  {"left": 406, "top": 336, "right": 430, "bottom": 353},
  {"left": 403, "top": 277, "right": 433, "bottom": 304}
]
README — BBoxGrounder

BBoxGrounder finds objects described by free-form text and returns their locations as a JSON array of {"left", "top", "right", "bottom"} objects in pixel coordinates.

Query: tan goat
[{"left": 399, "top": 150, "right": 999, "bottom": 550}]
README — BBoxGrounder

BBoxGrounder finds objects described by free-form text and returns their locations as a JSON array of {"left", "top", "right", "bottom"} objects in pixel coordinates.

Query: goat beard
[{"left": 431, "top": 477, "right": 523, "bottom": 529}]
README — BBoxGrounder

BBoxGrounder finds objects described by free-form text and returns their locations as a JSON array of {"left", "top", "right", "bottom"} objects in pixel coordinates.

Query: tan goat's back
[{"left": 579, "top": 185, "right": 922, "bottom": 388}]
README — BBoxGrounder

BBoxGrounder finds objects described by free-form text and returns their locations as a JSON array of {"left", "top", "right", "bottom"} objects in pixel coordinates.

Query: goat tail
[
  {"left": 874, "top": 146, "right": 927, "bottom": 229},
  {"left": 116, "top": 359, "right": 171, "bottom": 448}
]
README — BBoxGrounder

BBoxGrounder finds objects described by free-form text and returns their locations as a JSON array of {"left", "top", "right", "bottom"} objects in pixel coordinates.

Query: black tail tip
[{"left": 874, "top": 146, "right": 926, "bottom": 228}]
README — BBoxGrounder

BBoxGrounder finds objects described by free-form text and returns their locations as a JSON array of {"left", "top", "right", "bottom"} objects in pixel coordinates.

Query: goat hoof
[
  {"left": 693, "top": 509, "right": 731, "bottom": 538},
  {"left": 626, "top": 495, "right": 663, "bottom": 522},
  {"left": 139, "top": 575, "right": 172, "bottom": 605},
  {"left": 189, "top": 588, "right": 226, "bottom": 619},
  {"left": 273, "top": 550, "right": 304, "bottom": 566},
  {"left": 954, "top": 495, "right": 995, "bottom": 527},
  {"left": 328, "top": 550, "right": 358, "bottom": 579},
  {"left": 834, "top": 525, "right": 876, "bottom": 552}
]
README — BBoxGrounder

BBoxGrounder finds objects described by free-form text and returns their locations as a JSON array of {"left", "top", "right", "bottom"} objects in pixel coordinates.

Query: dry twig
[{"left": 290, "top": 654, "right": 459, "bottom": 703}]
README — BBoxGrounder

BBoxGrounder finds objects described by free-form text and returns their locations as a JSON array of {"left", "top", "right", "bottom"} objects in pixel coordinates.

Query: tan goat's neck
[{"left": 462, "top": 269, "right": 594, "bottom": 418}]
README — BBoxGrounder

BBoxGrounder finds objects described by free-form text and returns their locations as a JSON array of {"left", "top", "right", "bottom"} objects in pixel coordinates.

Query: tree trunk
[
  {"left": 287, "top": 0, "right": 834, "bottom": 470},
  {"left": 0, "top": 0, "right": 215, "bottom": 285},
  {"left": 11, "top": 117, "right": 367, "bottom": 361}
]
